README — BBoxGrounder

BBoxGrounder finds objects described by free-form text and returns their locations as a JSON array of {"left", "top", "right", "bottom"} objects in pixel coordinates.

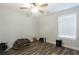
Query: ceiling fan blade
[
  {"left": 39, "top": 10, "right": 44, "bottom": 13},
  {"left": 20, "top": 7, "right": 29, "bottom": 9},
  {"left": 32, "top": 3, "right": 36, "bottom": 6},
  {"left": 39, "top": 3, "right": 48, "bottom": 7}
]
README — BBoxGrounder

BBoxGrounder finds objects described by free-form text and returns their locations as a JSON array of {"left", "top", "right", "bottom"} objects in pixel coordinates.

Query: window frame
[{"left": 58, "top": 13, "right": 77, "bottom": 40}]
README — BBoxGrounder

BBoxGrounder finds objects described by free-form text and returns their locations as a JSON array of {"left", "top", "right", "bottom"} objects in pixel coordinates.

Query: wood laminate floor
[{"left": 4, "top": 42, "right": 79, "bottom": 55}]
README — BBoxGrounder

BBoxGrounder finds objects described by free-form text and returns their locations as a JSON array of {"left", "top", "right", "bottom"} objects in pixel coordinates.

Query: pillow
[{"left": 12, "top": 38, "right": 30, "bottom": 50}]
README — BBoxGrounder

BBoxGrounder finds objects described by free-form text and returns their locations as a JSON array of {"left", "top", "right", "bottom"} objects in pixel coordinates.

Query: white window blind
[{"left": 58, "top": 14, "right": 76, "bottom": 40}]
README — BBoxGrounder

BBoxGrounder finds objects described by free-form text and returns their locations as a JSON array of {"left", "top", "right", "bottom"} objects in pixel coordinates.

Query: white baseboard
[
  {"left": 48, "top": 41, "right": 79, "bottom": 51},
  {"left": 63, "top": 45, "right": 79, "bottom": 51}
]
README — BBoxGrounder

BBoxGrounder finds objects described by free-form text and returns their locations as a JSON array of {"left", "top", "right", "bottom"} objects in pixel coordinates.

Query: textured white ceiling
[
  {"left": 0, "top": 3, "right": 79, "bottom": 14},
  {"left": 47, "top": 3, "right": 79, "bottom": 13}
]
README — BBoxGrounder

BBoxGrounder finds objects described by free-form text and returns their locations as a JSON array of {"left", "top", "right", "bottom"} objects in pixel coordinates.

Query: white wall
[
  {"left": 39, "top": 6, "right": 79, "bottom": 50},
  {"left": 38, "top": 15, "right": 58, "bottom": 43},
  {"left": 0, "top": 9, "right": 37, "bottom": 48}
]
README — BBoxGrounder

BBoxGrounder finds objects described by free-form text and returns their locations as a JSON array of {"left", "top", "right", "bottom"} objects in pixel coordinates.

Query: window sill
[{"left": 59, "top": 35, "right": 76, "bottom": 40}]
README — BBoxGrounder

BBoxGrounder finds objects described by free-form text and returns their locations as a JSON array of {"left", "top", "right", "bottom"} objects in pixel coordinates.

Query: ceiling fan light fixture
[
  {"left": 31, "top": 7, "right": 39, "bottom": 14},
  {"left": 26, "top": 4, "right": 32, "bottom": 8}
]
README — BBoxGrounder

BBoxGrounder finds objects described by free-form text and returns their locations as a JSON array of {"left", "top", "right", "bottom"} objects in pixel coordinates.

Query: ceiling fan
[{"left": 20, "top": 3, "right": 48, "bottom": 14}]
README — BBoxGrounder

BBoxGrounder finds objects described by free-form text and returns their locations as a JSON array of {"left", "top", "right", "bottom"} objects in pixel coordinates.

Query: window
[{"left": 58, "top": 13, "right": 76, "bottom": 40}]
